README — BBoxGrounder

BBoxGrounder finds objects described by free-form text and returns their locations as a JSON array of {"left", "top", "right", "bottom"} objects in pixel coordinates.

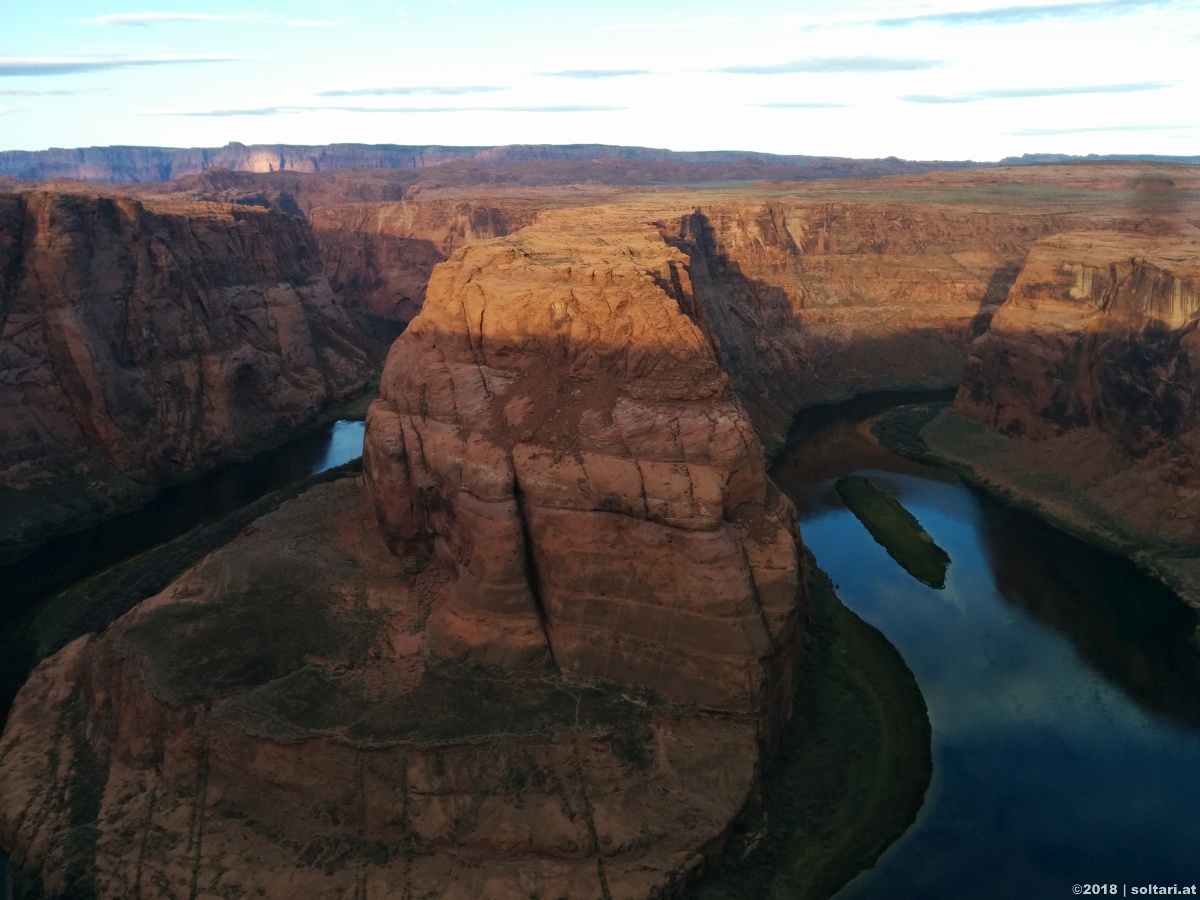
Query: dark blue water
[
  {"left": 0, "top": 420, "right": 366, "bottom": 613},
  {"left": 773, "top": 398, "right": 1200, "bottom": 899},
  {"left": 0, "top": 419, "right": 364, "bottom": 896}
]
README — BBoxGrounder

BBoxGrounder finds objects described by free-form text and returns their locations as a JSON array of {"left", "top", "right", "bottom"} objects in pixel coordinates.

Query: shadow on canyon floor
[{"left": 687, "top": 553, "right": 931, "bottom": 900}]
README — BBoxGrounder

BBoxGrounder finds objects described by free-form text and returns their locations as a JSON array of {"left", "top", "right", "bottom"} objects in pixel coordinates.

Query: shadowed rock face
[
  {"left": 311, "top": 199, "right": 540, "bottom": 323},
  {"left": 363, "top": 210, "right": 805, "bottom": 723},
  {"left": 958, "top": 232, "right": 1200, "bottom": 448},
  {"left": 0, "top": 189, "right": 373, "bottom": 563},
  {"left": 653, "top": 201, "right": 1082, "bottom": 456},
  {"left": 954, "top": 231, "right": 1200, "bottom": 541},
  {"left": 0, "top": 480, "right": 766, "bottom": 899}
]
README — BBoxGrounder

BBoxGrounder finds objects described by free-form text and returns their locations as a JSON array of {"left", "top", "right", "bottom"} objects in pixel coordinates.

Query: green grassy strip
[
  {"left": 835, "top": 475, "right": 951, "bottom": 589},
  {"left": 688, "top": 552, "right": 932, "bottom": 900}
]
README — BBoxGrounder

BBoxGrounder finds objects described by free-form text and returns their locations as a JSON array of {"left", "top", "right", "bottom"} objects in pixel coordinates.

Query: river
[
  {"left": 772, "top": 395, "right": 1200, "bottom": 898},
  {"left": 5, "top": 398, "right": 1200, "bottom": 897},
  {"left": 0, "top": 419, "right": 367, "bottom": 722}
]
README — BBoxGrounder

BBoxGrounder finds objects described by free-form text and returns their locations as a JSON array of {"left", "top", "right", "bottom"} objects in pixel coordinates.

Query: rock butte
[
  {"left": 1, "top": 159, "right": 1199, "bottom": 897},
  {"left": 0, "top": 208, "right": 807, "bottom": 898}
]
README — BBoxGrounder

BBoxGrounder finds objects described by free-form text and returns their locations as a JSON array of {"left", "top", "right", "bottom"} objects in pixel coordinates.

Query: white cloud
[
  {"left": 598, "top": 16, "right": 737, "bottom": 31},
  {"left": 0, "top": 55, "right": 248, "bottom": 77},
  {"left": 81, "top": 12, "right": 342, "bottom": 27},
  {"left": 81, "top": 12, "right": 248, "bottom": 26},
  {"left": 161, "top": 103, "right": 626, "bottom": 117}
]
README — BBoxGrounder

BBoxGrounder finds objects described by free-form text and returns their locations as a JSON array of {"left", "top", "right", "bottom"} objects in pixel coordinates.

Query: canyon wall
[
  {"left": 0, "top": 190, "right": 374, "bottom": 563},
  {"left": 362, "top": 209, "right": 805, "bottom": 722},
  {"left": 311, "top": 199, "right": 540, "bottom": 323},
  {"left": 0, "top": 209, "right": 807, "bottom": 899},
  {"left": 651, "top": 201, "right": 1085, "bottom": 456},
  {"left": 954, "top": 231, "right": 1200, "bottom": 541}
]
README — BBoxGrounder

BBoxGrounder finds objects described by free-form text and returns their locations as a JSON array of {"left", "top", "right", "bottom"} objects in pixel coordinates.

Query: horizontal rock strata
[
  {"left": 311, "top": 199, "right": 539, "bottom": 323},
  {"left": 955, "top": 231, "right": 1200, "bottom": 543},
  {"left": 0, "top": 189, "right": 373, "bottom": 562},
  {"left": 363, "top": 212, "right": 805, "bottom": 723},
  {"left": 0, "top": 479, "right": 764, "bottom": 898},
  {"left": 1, "top": 211, "right": 808, "bottom": 898}
]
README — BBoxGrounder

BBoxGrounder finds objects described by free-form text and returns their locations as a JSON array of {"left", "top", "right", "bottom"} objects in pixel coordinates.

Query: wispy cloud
[
  {"left": 81, "top": 12, "right": 342, "bottom": 27},
  {"left": 0, "top": 107, "right": 12, "bottom": 116},
  {"left": 876, "top": 0, "right": 1162, "bottom": 27},
  {"left": 756, "top": 101, "right": 847, "bottom": 108},
  {"left": 82, "top": 12, "right": 245, "bottom": 25},
  {"left": 317, "top": 85, "right": 503, "bottom": 96},
  {"left": 720, "top": 56, "right": 942, "bottom": 74},
  {"left": 1013, "top": 123, "right": 1196, "bottom": 135},
  {"left": 0, "top": 55, "right": 247, "bottom": 77},
  {"left": 903, "top": 80, "right": 1171, "bottom": 102},
  {"left": 539, "top": 69, "right": 653, "bottom": 79},
  {"left": 165, "top": 104, "right": 626, "bottom": 117},
  {"left": 0, "top": 87, "right": 94, "bottom": 96},
  {"left": 599, "top": 16, "right": 736, "bottom": 31}
]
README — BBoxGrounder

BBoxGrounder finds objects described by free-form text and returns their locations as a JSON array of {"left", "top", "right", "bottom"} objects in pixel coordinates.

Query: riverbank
[
  {"left": 688, "top": 551, "right": 932, "bottom": 900},
  {"left": 0, "top": 377, "right": 379, "bottom": 570},
  {"left": 0, "top": 460, "right": 364, "bottom": 728},
  {"left": 874, "top": 403, "right": 1200, "bottom": 611}
]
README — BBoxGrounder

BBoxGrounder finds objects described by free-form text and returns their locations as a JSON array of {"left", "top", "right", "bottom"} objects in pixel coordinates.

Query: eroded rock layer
[
  {"left": 0, "top": 480, "right": 763, "bottom": 899},
  {"left": 0, "top": 190, "right": 373, "bottom": 562},
  {"left": 955, "top": 231, "right": 1200, "bottom": 542},
  {"left": 1, "top": 211, "right": 808, "bottom": 898},
  {"left": 311, "top": 199, "right": 539, "bottom": 323},
  {"left": 362, "top": 211, "right": 805, "bottom": 722},
  {"left": 643, "top": 200, "right": 1095, "bottom": 456}
]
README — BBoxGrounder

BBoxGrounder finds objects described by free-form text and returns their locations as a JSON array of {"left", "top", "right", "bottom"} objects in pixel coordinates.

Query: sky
[{"left": 0, "top": 0, "right": 1197, "bottom": 161}]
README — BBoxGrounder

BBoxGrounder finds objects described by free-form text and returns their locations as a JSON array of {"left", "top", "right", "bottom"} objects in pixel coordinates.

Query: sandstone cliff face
[
  {"left": 311, "top": 199, "right": 540, "bottom": 323},
  {"left": 955, "top": 231, "right": 1200, "bottom": 540},
  {"left": 651, "top": 201, "right": 1083, "bottom": 456},
  {"left": 0, "top": 211, "right": 807, "bottom": 898},
  {"left": 958, "top": 232, "right": 1199, "bottom": 442},
  {"left": 0, "top": 479, "right": 765, "bottom": 899},
  {"left": 362, "top": 210, "right": 805, "bottom": 721},
  {"left": 0, "top": 190, "right": 373, "bottom": 562}
]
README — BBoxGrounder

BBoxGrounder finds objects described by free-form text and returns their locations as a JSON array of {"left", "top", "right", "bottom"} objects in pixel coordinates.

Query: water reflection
[
  {"left": 773, "top": 396, "right": 1200, "bottom": 899},
  {"left": 0, "top": 420, "right": 366, "bottom": 613}
]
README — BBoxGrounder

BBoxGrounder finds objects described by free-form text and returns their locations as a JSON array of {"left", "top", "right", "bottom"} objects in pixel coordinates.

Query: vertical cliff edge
[{"left": 0, "top": 190, "right": 374, "bottom": 563}]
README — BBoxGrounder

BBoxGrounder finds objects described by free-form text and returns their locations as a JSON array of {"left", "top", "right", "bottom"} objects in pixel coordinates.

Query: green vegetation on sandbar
[
  {"left": 836, "top": 475, "right": 951, "bottom": 589},
  {"left": 688, "top": 552, "right": 932, "bottom": 900}
]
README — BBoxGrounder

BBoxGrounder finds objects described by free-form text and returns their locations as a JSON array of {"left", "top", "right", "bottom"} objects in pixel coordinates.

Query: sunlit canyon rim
[{"left": 1, "top": 147, "right": 1198, "bottom": 898}]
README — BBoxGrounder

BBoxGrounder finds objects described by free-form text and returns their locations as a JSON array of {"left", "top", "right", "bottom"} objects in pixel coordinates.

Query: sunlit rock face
[
  {"left": 0, "top": 189, "right": 373, "bottom": 563},
  {"left": 958, "top": 232, "right": 1200, "bottom": 445},
  {"left": 652, "top": 200, "right": 1089, "bottom": 457},
  {"left": 363, "top": 209, "right": 805, "bottom": 721}
]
